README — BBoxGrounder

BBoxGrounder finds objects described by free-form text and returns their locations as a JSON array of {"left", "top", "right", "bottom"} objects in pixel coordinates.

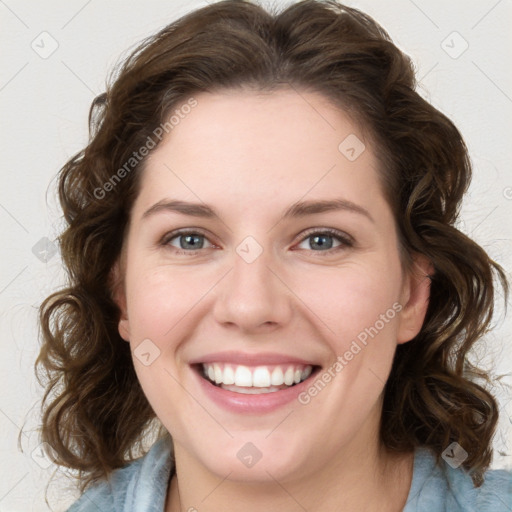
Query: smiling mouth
[{"left": 193, "top": 362, "right": 321, "bottom": 394}]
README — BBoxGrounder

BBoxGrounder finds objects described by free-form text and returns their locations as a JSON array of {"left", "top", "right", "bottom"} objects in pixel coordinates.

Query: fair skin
[{"left": 112, "top": 88, "right": 432, "bottom": 512}]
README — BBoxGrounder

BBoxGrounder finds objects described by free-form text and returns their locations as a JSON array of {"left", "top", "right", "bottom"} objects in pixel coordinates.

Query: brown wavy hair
[{"left": 31, "top": 0, "right": 508, "bottom": 495}]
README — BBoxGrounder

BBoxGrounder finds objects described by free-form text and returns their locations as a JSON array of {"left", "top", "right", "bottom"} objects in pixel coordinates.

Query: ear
[
  {"left": 110, "top": 260, "right": 131, "bottom": 342},
  {"left": 396, "top": 253, "right": 433, "bottom": 345}
]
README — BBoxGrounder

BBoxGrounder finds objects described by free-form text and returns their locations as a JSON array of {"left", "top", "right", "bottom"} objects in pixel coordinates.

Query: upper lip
[{"left": 189, "top": 351, "right": 320, "bottom": 367}]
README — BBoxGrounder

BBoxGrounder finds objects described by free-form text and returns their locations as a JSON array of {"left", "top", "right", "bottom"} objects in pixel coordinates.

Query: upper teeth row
[{"left": 202, "top": 363, "right": 313, "bottom": 387}]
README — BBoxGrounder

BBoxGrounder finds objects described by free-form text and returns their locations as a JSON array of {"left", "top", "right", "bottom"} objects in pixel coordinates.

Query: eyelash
[{"left": 159, "top": 227, "right": 354, "bottom": 257}]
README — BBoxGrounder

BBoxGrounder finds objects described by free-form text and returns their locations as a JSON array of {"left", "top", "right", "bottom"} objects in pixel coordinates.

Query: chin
[{"left": 180, "top": 430, "right": 314, "bottom": 484}]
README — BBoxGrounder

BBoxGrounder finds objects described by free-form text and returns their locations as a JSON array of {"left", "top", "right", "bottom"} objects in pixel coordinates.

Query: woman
[{"left": 35, "top": 1, "right": 512, "bottom": 510}]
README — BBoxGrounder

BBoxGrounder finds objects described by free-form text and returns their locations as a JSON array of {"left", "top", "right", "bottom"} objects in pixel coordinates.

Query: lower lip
[{"left": 193, "top": 366, "right": 320, "bottom": 414}]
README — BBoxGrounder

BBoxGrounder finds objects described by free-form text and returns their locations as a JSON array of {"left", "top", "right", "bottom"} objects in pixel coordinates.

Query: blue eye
[
  {"left": 162, "top": 231, "right": 213, "bottom": 253},
  {"left": 296, "top": 229, "right": 353, "bottom": 253},
  {"left": 161, "top": 228, "right": 353, "bottom": 256}
]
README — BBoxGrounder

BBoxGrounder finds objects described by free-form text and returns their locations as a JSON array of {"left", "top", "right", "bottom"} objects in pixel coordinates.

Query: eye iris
[
  {"left": 181, "top": 234, "right": 203, "bottom": 250},
  {"left": 310, "top": 233, "right": 333, "bottom": 250}
]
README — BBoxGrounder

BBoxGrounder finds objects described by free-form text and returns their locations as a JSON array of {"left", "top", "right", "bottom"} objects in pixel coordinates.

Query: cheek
[
  {"left": 291, "top": 260, "right": 403, "bottom": 346},
  {"left": 124, "top": 266, "right": 210, "bottom": 419},
  {"left": 124, "top": 264, "right": 218, "bottom": 354},
  {"left": 127, "top": 267, "right": 188, "bottom": 330}
]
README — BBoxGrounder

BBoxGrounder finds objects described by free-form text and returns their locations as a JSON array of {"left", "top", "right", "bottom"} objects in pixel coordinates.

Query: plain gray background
[{"left": 1, "top": 0, "right": 511, "bottom": 510}]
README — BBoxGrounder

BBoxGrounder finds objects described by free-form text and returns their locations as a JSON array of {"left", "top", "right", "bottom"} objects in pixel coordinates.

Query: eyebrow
[{"left": 142, "top": 198, "right": 374, "bottom": 223}]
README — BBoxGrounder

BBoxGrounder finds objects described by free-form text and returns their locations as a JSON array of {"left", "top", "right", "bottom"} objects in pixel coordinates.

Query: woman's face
[{"left": 114, "top": 88, "right": 430, "bottom": 483}]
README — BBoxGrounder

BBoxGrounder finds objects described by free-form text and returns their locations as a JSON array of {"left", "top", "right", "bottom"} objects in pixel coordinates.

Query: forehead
[
  {"left": 161, "top": 87, "right": 366, "bottom": 157},
  {"left": 133, "top": 88, "right": 386, "bottom": 220}
]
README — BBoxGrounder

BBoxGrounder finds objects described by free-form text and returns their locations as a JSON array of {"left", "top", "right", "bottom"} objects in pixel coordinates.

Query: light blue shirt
[{"left": 67, "top": 434, "right": 512, "bottom": 511}]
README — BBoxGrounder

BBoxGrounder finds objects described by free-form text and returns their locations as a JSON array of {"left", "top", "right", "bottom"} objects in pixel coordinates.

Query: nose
[{"left": 212, "top": 238, "right": 293, "bottom": 333}]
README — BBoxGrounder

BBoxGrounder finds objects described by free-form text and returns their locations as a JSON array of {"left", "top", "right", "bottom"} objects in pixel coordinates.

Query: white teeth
[
  {"left": 252, "top": 366, "right": 271, "bottom": 387},
  {"left": 234, "top": 365, "right": 253, "bottom": 387},
  {"left": 223, "top": 365, "right": 235, "bottom": 385},
  {"left": 284, "top": 367, "right": 295, "bottom": 386},
  {"left": 302, "top": 366, "right": 312, "bottom": 380},
  {"left": 214, "top": 363, "right": 223, "bottom": 384},
  {"left": 201, "top": 362, "right": 315, "bottom": 390},
  {"left": 271, "top": 367, "right": 284, "bottom": 386}
]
